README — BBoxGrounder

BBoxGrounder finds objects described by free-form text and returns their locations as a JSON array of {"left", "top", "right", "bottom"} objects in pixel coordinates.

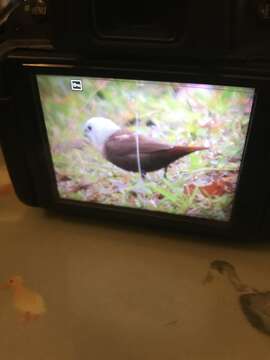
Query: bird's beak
[{"left": 202, "top": 270, "right": 214, "bottom": 285}]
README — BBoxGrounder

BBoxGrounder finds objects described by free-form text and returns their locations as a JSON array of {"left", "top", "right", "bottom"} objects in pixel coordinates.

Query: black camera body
[
  {"left": 1, "top": 1, "right": 270, "bottom": 239},
  {"left": 51, "top": 0, "right": 270, "bottom": 60}
]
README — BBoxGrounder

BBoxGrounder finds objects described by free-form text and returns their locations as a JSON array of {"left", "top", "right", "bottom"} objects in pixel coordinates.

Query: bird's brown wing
[{"left": 105, "top": 130, "right": 171, "bottom": 157}]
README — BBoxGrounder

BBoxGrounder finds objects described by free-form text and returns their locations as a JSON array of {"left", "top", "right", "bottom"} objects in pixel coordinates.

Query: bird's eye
[
  {"left": 87, "top": 125, "right": 92, "bottom": 131},
  {"left": 9, "top": 279, "right": 13, "bottom": 284}
]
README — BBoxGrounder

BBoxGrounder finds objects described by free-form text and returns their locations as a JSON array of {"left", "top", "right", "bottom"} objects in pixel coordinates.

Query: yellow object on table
[{"left": 0, "top": 275, "right": 46, "bottom": 322}]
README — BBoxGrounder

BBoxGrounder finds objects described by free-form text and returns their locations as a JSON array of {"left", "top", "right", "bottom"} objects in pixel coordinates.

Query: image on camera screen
[{"left": 36, "top": 75, "right": 255, "bottom": 222}]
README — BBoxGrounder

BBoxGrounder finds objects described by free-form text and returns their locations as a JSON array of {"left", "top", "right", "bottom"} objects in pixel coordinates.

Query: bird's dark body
[{"left": 104, "top": 129, "right": 206, "bottom": 174}]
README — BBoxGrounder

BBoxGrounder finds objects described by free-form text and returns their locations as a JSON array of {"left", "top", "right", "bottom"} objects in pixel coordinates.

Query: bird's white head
[{"left": 84, "top": 117, "right": 120, "bottom": 152}]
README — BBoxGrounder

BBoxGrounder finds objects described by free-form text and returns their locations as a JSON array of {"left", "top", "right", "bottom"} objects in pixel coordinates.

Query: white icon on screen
[{"left": 71, "top": 80, "right": 83, "bottom": 91}]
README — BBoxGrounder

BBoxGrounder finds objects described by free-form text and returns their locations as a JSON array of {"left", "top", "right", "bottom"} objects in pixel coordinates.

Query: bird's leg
[
  {"left": 141, "top": 171, "right": 146, "bottom": 180},
  {"left": 164, "top": 166, "right": 169, "bottom": 179}
]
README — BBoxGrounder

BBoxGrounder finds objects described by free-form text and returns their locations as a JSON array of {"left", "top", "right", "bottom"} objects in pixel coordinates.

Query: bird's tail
[{"left": 170, "top": 145, "right": 209, "bottom": 157}]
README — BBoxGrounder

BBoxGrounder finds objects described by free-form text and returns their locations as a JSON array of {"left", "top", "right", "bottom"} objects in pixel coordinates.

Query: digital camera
[{"left": 1, "top": 0, "right": 270, "bottom": 239}]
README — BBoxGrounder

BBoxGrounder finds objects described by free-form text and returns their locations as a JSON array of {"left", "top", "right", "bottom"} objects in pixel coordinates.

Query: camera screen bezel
[{"left": 6, "top": 55, "right": 270, "bottom": 238}]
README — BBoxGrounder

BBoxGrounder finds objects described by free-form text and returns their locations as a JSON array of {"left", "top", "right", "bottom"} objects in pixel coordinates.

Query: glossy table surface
[{"left": 1, "top": 150, "right": 270, "bottom": 359}]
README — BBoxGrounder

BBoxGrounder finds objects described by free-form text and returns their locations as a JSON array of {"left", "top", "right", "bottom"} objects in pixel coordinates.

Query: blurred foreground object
[
  {"left": 205, "top": 260, "right": 270, "bottom": 335},
  {"left": 0, "top": 275, "right": 46, "bottom": 322}
]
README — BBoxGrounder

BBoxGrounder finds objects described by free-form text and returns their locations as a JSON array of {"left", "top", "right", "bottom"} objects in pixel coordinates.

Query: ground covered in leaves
[{"left": 37, "top": 76, "right": 254, "bottom": 222}]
